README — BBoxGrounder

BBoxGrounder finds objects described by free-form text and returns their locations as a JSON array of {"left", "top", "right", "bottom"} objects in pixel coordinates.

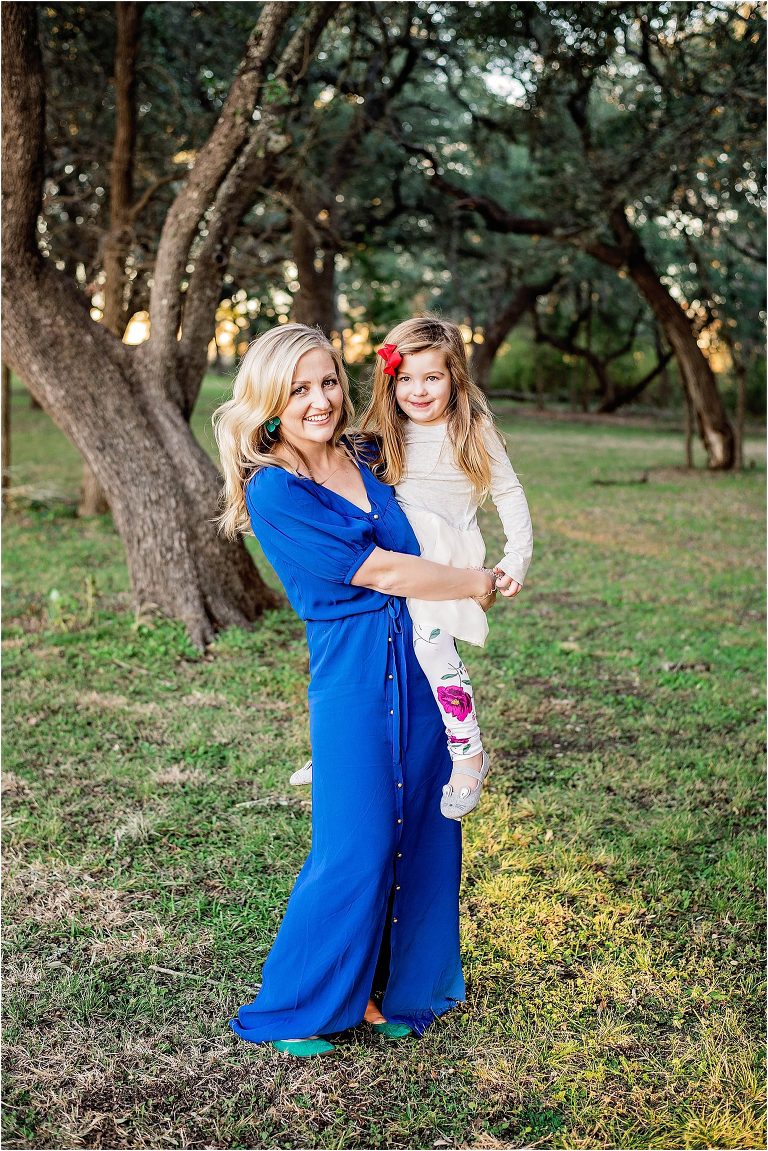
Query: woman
[{"left": 214, "top": 324, "right": 497, "bottom": 1056}]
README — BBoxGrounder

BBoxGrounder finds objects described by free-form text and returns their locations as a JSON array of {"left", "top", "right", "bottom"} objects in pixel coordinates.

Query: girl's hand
[{"left": 493, "top": 567, "right": 522, "bottom": 599}]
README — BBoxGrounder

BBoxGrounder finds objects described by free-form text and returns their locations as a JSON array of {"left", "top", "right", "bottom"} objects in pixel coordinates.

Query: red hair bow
[{"left": 377, "top": 342, "right": 402, "bottom": 377}]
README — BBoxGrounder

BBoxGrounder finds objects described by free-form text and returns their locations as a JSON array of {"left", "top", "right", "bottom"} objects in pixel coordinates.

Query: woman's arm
[{"left": 351, "top": 547, "right": 494, "bottom": 602}]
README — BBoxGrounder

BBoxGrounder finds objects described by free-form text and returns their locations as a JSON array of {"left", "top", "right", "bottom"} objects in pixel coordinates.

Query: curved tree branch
[
  {"left": 175, "top": 3, "right": 341, "bottom": 410},
  {"left": 145, "top": 2, "right": 298, "bottom": 402}
]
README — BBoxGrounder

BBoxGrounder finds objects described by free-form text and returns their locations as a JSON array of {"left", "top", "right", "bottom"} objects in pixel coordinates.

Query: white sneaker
[{"left": 289, "top": 759, "right": 313, "bottom": 786}]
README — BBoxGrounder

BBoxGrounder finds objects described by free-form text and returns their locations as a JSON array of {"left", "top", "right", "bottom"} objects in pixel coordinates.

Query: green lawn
[{"left": 3, "top": 378, "right": 766, "bottom": 1150}]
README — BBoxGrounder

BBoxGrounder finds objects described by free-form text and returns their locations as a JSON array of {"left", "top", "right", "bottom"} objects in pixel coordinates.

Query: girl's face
[
  {"left": 278, "top": 347, "right": 343, "bottom": 450},
  {"left": 394, "top": 348, "right": 452, "bottom": 426}
]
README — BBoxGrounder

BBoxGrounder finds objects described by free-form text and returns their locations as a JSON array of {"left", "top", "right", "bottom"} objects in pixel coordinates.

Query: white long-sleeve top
[{"left": 395, "top": 418, "right": 533, "bottom": 647}]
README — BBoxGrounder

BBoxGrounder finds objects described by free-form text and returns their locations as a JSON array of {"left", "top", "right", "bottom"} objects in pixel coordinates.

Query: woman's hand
[
  {"left": 478, "top": 587, "right": 497, "bottom": 613},
  {"left": 471, "top": 568, "right": 497, "bottom": 611},
  {"left": 493, "top": 567, "right": 522, "bottom": 599}
]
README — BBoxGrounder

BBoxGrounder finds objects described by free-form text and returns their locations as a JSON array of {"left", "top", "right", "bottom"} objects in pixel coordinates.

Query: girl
[{"left": 294, "top": 316, "right": 533, "bottom": 821}]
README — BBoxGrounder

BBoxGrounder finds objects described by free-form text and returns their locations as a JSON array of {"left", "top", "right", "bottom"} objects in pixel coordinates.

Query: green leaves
[{"left": 262, "top": 78, "right": 291, "bottom": 107}]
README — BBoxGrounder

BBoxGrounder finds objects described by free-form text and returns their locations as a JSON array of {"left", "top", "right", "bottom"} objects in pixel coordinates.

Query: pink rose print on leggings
[{"left": 437, "top": 686, "right": 473, "bottom": 723}]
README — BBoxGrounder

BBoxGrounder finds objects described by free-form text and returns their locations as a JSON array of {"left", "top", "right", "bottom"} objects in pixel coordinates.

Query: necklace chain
[
  {"left": 314, "top": 460, "right": 343, "bottom": 486},
  {"left": 298, "top": 448, "right": 345, "bottom": 486}
]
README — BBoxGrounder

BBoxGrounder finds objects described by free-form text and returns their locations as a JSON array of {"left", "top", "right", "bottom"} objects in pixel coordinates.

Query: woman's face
[
  {"left": 279, "top": 347, "right": 343, "bottom": 450},
  {"left": 394, "top": 348, "right": 452, "bottom": 425}
]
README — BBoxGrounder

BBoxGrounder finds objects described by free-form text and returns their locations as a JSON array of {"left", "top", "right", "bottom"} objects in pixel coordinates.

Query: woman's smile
[{"left": 279, "top": 348, "right": 343, "bottom": 448}]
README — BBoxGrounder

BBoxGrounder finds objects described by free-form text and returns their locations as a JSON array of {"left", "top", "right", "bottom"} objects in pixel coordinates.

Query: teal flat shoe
[
  {"left": 270, "top": 1037, "right": 335, "bottom": 1057},
  {"left": 369, "top": 1021, "right": 413, "bottom": 1039}
]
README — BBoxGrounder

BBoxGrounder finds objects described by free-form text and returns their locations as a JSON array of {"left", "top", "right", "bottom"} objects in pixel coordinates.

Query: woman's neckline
[{"left": 295, "top": 458, "right": 373, "bottom": 515}]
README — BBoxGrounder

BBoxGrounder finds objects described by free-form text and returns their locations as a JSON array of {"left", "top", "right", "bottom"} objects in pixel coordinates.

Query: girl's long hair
[
  {"left": 359, "top": 316, "right": 502, "bottom": 500},
  {"left": 213, "top": 324, "right": 354, "bottom": 539}
]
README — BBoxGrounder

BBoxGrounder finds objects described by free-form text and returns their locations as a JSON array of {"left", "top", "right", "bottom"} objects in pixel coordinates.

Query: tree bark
[
  {"left": 628, "top": 263, "right": 733, "bottom": 466},
  {"left": 589, "top": 212, "right": 734, "bottom": 468},
  {"left": 582, "top": 284, "right": 595, "bottom": 412},
  {"left": 79, "top": 465, "right": 109, "bottom": 517},
  {"left": 534, "top": 355, "right": 547, "bottom": 410},
  {"left": 2, "top": 363, "right": 10, "bottom": 506},
  {"left": 102, "top": 2, "right": 143, "bottom": 335},
  {"left": 733, "top": 360, "right": 746, "bottom": 471},
  {"left": 683, "top": 385, "right": 694, "bottom": 468},
  {"left": 81, "top": 1, "right": 144, "bottom": 517},
  {"left": 1, "top": 2, "right": 348, "bottom": 646},
  {"left": 654, "top": 326, "right": 673, "bottom": 408},
  {"left": 290, "top": 213, "right": 337, "bottom": 333}
]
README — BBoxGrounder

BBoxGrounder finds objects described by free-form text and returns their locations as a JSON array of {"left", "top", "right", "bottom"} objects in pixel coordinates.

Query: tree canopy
[{"left": 3, "top": 1, "right": 765, "bottom": 639}]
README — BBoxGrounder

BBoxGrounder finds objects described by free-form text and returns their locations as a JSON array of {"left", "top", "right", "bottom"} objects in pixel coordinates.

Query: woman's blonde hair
[
  {"left": 213, "top": 323, "right": 354, "bottom": 539},
  {"left": 359, "top": 316, "right": 501, "bottom": 500}
]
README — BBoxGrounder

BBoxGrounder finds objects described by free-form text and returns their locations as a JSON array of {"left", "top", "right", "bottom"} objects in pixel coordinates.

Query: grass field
[{"left": 3, "top": 378, "right": 766, "bottom": 1150}]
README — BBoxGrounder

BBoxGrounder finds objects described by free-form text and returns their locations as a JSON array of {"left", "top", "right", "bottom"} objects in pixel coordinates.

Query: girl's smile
[{"left": 395, "top": 349, "right": 452, "bottom": 425}]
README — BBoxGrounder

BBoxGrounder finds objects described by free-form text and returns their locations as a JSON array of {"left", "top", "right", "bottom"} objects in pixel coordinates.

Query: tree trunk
[
  {"left": 627, "top": 259, "right": 734, "bottom": 469},
  {"left": 470, "top": 275, "right": 559, "bottom": 392},
  {"left": 290, "top": 214, "right": 337, "bottom": 333},
  {"left": 582, "top": 285, "right": 595, "bottom": 410},
  {"left": 534, "top": 361, "right": 547, "bottom": 410},
  {"left": 2, "top": 363, "right": 10, "bottom": 506},
  {"left": 654, "top": 326, "right": 672, "bottom": 408},
  {"left": 101, "top": 2, "right": 143, "bottom": 335},
  {"left": 578, "top": 361, "right": 590, "bottom": 412},
  {"left": 599, "top": 212, "right": 735, "bottom": 469},
  {"left": 2, "top": 2, "right": 289, "bottom": 647},
  {"left": 683, "top": 385, "right": 694, "bottom": 468},
  {"left": 734, "top": 361, "right": 746, "bottom": 471},
  {"left": 80, "top": 1, "right": 144, "bottom": 517},
  {"left": 5, "top": 262, "right": 279, "bottom": 647},
  {"left": 79, "top": 466, "right": 110, "bottom": 517},
  {"left": 470, "top": 339, "right": 497, "bottom": 394}
]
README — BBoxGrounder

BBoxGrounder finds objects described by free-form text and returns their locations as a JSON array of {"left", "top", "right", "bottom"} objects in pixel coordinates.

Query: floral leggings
[{"left": 412, "top": 623, "right": 484, "bottom": 763}]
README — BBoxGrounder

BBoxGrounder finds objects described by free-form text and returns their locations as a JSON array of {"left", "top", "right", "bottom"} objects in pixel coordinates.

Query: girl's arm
[
  {"left": 484, "top": 423, "right": 534, "bottom": 586},
  {"left": 351, "top": 547, "right": 494, "bottom": 602}
]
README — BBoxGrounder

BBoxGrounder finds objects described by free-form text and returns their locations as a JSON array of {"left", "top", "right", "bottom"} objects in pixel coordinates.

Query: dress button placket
[{"left": 385, "top": 591, "right": 406, "bottom": 933}]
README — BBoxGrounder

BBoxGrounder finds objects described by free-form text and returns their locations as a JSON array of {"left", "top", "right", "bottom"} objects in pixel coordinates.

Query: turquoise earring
[{"left": 265, "top": 416, "right": 281, "bottom": 434}]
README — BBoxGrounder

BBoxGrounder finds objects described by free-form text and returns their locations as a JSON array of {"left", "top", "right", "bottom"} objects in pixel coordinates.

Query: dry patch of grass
[
  {"left": 4, "top": 860, "right": 151, "bottom": 930},
  {"left": 151, "top": 764, "right": 210, "bottom": 788}
]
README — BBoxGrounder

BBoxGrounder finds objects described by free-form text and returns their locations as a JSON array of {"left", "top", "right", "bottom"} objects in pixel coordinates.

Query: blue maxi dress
[{"left": 230, "top": 456, "right": 465, "bottom": 1042}]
